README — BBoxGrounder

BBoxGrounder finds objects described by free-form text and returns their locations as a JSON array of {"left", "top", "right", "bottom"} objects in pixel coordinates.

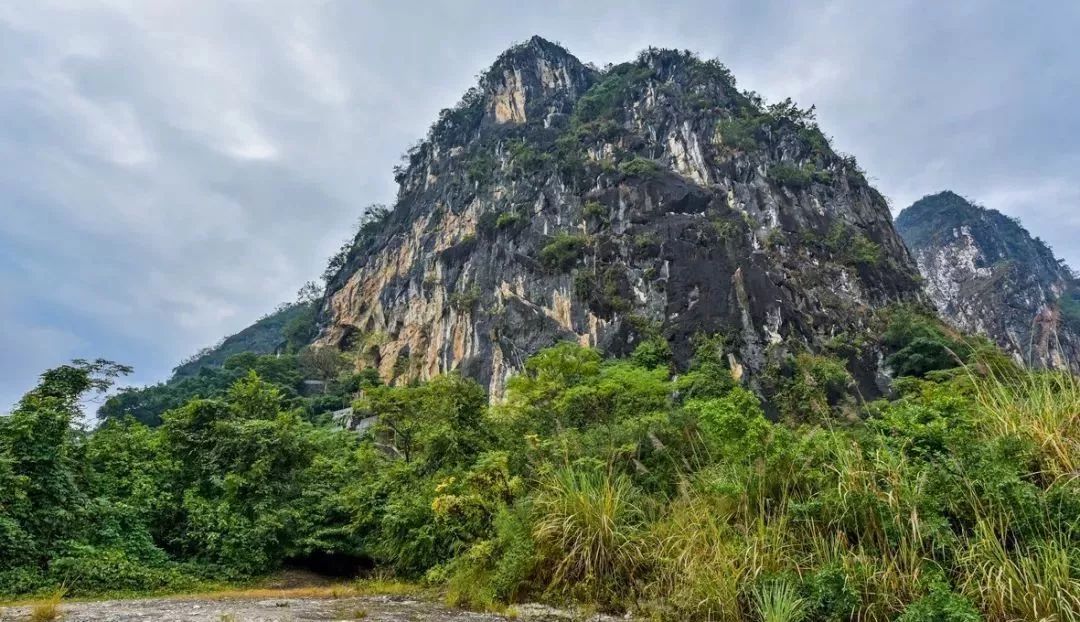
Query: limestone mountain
[
  {"left": 896, "top": 190, "right": 1080, "bottom": 371},
  {"left": 316, "top": 36, "right": 923, "bottom": 399}
]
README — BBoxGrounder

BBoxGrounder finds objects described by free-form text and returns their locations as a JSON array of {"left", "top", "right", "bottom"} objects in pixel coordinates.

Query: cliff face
[
  {"left": 318, "top": 36, "right": 923, "bottom": 398},
  {"left": 896, "top": 191, "right": 1080, "bottom": 371}
]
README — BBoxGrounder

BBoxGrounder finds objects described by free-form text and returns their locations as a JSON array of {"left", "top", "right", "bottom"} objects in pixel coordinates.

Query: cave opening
[{"left": 283, "top": 551, "right": 373, "bottom": 579}]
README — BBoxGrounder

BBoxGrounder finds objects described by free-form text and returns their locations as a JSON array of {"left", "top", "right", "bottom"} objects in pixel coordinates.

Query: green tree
[{"left": 0, "top": 360, "right": 130, "bottom": 565}]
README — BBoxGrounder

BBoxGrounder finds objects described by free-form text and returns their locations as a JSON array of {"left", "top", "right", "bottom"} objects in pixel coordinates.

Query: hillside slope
[
  {"left": 896, "top": 190, "right": 1080, "bottom": 371},
  {"left": 171, "top": 302, "right": 316, "bottom": 378}
]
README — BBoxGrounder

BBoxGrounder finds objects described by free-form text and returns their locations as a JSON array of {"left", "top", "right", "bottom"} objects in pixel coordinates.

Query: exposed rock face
[
  {"left": 896, "top": 191, "right": 1080, "bottom": 371},
  {"left": 318, "top": 36, "right": 923, "bottom": 398}
]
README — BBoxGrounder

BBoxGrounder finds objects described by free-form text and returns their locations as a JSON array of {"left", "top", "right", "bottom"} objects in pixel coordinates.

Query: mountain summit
[
  {"left": 896, "top": 191, "right": 1080, "bottom": 371},
  {"left": 316, "top": 37, "right": 923, "bottom": 398}
]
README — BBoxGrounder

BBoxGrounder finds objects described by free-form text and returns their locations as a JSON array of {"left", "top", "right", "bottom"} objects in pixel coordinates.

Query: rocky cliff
[
  {"left": 317, "top": 36, "right": 924, "bottom": 398},
  {"left": 896, "top": 191, "right": 1080, "bottom": 371}
]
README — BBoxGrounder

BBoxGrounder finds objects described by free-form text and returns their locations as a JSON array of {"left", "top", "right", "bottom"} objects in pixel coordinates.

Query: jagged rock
[
  {"left": 896, "top": 190, "right": 1080, "bottom": 371},
  {"left": 317, "top": 37, "right": 924, "bottom": 398}
]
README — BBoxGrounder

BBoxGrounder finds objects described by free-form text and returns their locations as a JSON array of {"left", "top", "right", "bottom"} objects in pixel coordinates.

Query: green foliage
[
  {"left": 170, "top": 302, "right": 315, "bottom": 378},
  {"left": 715, "top": 113, "right": 762, "bottom": 152},
  {"left": 449, "top": 285, "right": 481, "bottom": 312},
  {"left": 573, "top": 265, "right": 631, "bottom": 317},
  {"left": 572, "top": 63, "right": 654, "bottom": 126},
  {"left": 99, "top": 349, "right": 356, "bottom": 427},
  {"left": 538, "top": 232, "right": 589, "bottom": 272},
  {"left": 685, "top": 387, "right": 769, "bottom": 462},
  {"left": 820, "top": 222, "right": 882, "bottom": 267},
  {"left": 883, "top": 307, "right": 971, "bottom": 378},
  {"left": 896, "top": 587, "right": 982, "bottom": 622},
  {"left": 3, "top": 336, "right": 1079, "bottom": 621},
  {"left": 804, "top": 565, "right": 861, "bottom": 622},
  {"left": 532, "top": 467, "right": 646, "bottom": 604},
  {"left": 770, "top": 353, "right": 854, "bottom": 423},
  {"left": 768, "top": 162, "right": 830, "bottom": 188},
  {"left": 508, "top": 140, "right": 550, "bottom": 176},
  {"left": 617, "top": 157, "right": 662, "bottom": 179},
  {"left": 583, "top": 200, "right": 607, "bottom": 221},
  {"left": 282, "top": 303, "right": 319, "bottom": 353},
  {"left": 754, "top": 579, "right": 808, "bottom": 622},
  {"left": 1061, "top": 282, "right": 1080, "bottom": 333},
  {"left": 630, "top": 336, "right": 671, "bottom": 370},
  {"left": 675, "top": 333, "right": 735, "bottom": 400},
  {"left": 465, "top": 150, "right": 497, "bottom": 187}
]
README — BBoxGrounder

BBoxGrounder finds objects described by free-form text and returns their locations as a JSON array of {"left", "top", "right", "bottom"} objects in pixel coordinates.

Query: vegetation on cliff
[
  {"left": 315, "top": 38, "right": 922, "bottom": 401},
  {"left": 896, "top": 190, "right": 1080, "bottom": 372},
  {"left": 1, "top": 309, "right": 1077, "bottom": 621}
]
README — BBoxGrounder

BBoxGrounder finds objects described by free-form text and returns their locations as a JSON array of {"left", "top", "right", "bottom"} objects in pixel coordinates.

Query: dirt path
[{"left": 0, "top": 594, "right": 519, "bottom": 622}]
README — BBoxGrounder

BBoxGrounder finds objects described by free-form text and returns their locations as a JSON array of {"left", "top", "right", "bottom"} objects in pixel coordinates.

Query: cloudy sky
[{"left": 2, "top": 0, "right": 1078, "bottom": 410}]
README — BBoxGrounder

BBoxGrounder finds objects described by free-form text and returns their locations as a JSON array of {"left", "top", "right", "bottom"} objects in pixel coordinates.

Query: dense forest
[{"left": 1, "top": 306, "right": 1076, "bottom": 621}]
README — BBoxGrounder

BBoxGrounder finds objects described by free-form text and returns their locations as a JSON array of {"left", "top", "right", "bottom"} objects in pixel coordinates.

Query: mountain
[
  {"left": 171, "top": 301, "right": 317, "bottom": 378},
  {"left": 315, "top": 36, "right": 923, "bottom": 399},
  {"left": 896, "top": 191, "right": 1080, "bottom": 371}
]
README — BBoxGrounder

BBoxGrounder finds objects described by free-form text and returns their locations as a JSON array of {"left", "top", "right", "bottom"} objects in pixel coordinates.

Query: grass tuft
[{"left": 28, "top": 589, "right": 65, "bottom": 622}]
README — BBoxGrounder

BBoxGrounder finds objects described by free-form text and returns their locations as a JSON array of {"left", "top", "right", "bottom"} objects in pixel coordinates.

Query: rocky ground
[
  {"left": 0, "top": 595, "right": 500, "bottom": 622},
  {"left": 0, "top": 594, "right": 612, "bottom": 622}
]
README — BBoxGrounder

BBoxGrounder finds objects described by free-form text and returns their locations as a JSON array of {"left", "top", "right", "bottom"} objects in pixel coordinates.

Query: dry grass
[
  {"left": 168, "top": 578, "right": 420, "bottom": 602},
  {"left": 27, "top": 589, "right": 65, "bottom": 622}
]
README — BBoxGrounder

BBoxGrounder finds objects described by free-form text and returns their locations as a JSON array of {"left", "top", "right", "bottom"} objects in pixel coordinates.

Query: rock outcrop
[
  {"left": 317, "top": 36, "right": 924, "bottom": 398},
  {"left": 896, "top": 191, "right": 1080, "bottom": 371}
]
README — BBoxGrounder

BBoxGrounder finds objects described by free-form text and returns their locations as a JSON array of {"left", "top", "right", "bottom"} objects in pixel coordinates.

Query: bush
[
  {"left": 630, "top": 336, "right": 671, "bottom": 370},
  {"left": 716, "top": 114, "right": 762, "bottom": 152},
  {"left": 495, "top": 211, "right": 522, "bottom": 230},
  {"left": 617, "top": 157, "right": 662, "bottom": 179},
  {"left": 822, "top": 222, "right": 882, "bottom": 266},
  {"left": 685, "top": 388, "right": 770, "bottom": 463},
  {"left": 572, "top": 63, "right": 653, "bottom": 125},
  {"left": 450, "top": 285, "right": 481, "bottom": 311},
  {"left": 882, "top": 307, "right": 969, "bottom": 377},
  {"left": 771, "top": 353, "right": 854, "bottom": 422},
  {"left": 804, "top": 564, "right": 861, "bottom": 622},
  {"left": 508, "top": 140, "right": 549, "bottom": 176},
  {"left": 538, "top": 232, "right": 588, "bottom": 272},
  {"left": 768, "top": 162, "right": 827, "bottom": 188},
  {"left": 47, "top": 547, "right": 197, "bottom": 595},
  {"left": 897, "top": 587, "right": 982, "bottom": 622},
  {"left": 583, "top": 200, "right": 607, "bottom": 221}
]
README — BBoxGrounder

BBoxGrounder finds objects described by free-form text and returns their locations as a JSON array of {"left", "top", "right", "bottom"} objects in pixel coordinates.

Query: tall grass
[
  {"left": 506, "top": 366, "right": 1080, "bottom": 620},
  {"left": 531, "top": 467, "right": 647, "bottom": 604},
  {"left": 974, "top": 369, "right": 1079, "bottom": 482},
  {"left": 959, "top": 519, "right": 1079, "bottom": 622},
  {"left": 645, "top": 491, "right": 746, "bottom": 620}
]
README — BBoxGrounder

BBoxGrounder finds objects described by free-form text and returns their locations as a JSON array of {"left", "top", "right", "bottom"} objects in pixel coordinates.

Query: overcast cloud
[{"left": 2, "top": 0, "right": 1078, "bottom": 410}]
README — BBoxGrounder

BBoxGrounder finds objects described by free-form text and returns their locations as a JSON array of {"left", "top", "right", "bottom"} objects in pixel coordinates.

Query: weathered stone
[
  {"left": 896, "top": 190, "right": 1080, "bottom": 371},
  {"left": 317, "top": 38, "right": 924, "bottom": 398}
]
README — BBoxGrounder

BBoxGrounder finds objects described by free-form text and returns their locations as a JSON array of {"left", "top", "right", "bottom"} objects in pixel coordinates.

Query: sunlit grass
[{"left": 27, "top": 589, "right": 65, "bottom": 622}]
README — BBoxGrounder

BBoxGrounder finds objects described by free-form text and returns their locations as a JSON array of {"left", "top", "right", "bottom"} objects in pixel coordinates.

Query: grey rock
[
  {"left": 896, "top": 190, "right": 1080, "bottom": 372},
  {"left": 316, "top": 37, "right": 924, "bottom": 400}
]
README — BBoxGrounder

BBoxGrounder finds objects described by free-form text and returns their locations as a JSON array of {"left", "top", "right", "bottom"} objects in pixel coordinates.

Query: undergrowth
[{"left": 0, "top": 314, "right": 1077, "bottom": 621}]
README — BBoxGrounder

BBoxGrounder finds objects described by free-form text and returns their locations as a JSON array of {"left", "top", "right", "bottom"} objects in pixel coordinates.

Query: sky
[{"left": 2, "top": 0, "right": 1079, "bottom": 411}]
